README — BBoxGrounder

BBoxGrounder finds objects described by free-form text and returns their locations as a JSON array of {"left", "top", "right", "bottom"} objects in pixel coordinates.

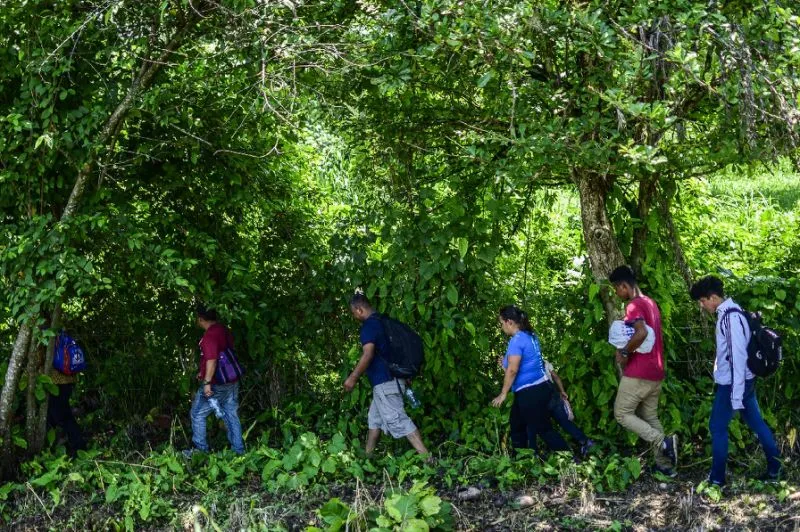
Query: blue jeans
[
  {"left": 528, "top": 392, "right": 588, "bottom": 449},
  {"left": 709, "top": 379, "right": 780, "bottom": 485},
  {"left": 190, "top": 382, "right": 245, "bottom": 454}
]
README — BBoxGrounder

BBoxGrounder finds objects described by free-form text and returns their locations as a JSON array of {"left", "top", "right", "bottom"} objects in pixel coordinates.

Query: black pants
[
  {"left": 510, "top": 381, "right": 569, "bottom": 453},
  {"left": 47, "top": 384, "right": 86, "bottom": 453}
]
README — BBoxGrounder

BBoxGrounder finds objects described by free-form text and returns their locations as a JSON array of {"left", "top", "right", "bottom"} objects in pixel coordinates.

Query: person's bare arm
[
  {"left": 344, "top": 343, "right": 375, "bottom": 392},
  {"left": 551, "top": 371, "right": 568, "bottom": 399},
  {"left": 616, "top": 320, "right": 647, "bottom": 366},
  {"left": 491, "top": 356, "right": 520, "bottom": 407},
  {"left": 203, "top": 359, "right": 217, "bottom": 397}
]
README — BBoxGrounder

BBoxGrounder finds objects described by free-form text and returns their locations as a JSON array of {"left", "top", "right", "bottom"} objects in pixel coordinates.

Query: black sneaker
[
  {"left": 580, "top": 439, "right": 595, "bottom": 458},
  {"left": 651, "top": 464, "right": 677, "bottom": 478},
  {"left": 663, "top": 434, "right": 678, "bottom": 468}
]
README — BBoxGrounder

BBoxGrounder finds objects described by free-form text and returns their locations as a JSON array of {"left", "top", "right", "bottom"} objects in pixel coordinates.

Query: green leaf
[
  {"left": 588, "top": 283, "right": 600, "bottom": 300},
  {"left": 405, "top": 518, "right": 431, "bottom": 532},
  {"left": 477, "top": 70, "right": 495, "bottom": 88},
  {"left": 321, "top": 457, "right": 337, "bottom": 474},
  {"left": 31, "top": 470, "right": 58, "bottom": 487},
  {"left": 385, "top": 494, "right": 417, "bottom": 522},
  {"left": 446, "top": 285, "right": 458, "bottom": 306},
  {"left": 625, "top": 458, "right": 641, "bottom": 479},
  {"left": 308, "top": 449, "right": 322, "bottom": 468},
  {"left": 376, "top": 514, "right": 393, "bottom": 528},
  {"left": 457, "top": 238, "right": 468, "bottom": 259},
  {"left": 464, "top": 321, "right": 476, "bottom": 336},
  {"left": 418, "top": 494, "right": 441, "bottom": 517}
]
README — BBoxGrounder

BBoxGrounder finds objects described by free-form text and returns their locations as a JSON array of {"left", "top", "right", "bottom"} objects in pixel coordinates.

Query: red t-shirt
[
  {"left": 199, "top": 323, "right": 234, "bottom": 384},
  {"left": 622, "top": 295, "right": 665, "bottom": 381}
]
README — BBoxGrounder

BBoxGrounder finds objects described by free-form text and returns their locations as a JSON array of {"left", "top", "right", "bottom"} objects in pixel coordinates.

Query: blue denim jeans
[
  {"left": 528, "top": 391, "right": 588, "bottom": 450},
  {"left": 709, "top": 379, "right": 780, "bottom": 485},
  {"left": 190, "top": 382, "right": 245, "bottom": 454}
]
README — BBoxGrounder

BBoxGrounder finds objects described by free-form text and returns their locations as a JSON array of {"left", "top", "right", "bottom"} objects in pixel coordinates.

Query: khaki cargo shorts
[{"left": 368, "top": 379, "right": 417, "bottom": 438}]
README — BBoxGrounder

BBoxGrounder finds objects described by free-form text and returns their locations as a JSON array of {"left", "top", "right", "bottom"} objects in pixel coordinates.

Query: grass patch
[{"left": 710, "top": 159, "right": 800, "bottom": 211}]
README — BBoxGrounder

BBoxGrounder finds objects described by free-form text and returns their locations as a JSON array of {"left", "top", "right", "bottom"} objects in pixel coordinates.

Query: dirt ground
[
  {"left": 204, "top": 472, "right": 800, "bottom": 531},
  {"left": 444, "top": 476, "right": 800, "bottom": 531}
]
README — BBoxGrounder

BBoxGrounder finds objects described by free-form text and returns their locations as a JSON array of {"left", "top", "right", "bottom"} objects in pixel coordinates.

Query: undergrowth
[
  {"left": 0, "top": 430, "right": 645, "bottom": 530},
  {"left": 2, "top": 428, "right": 796, "bottom": 531}
]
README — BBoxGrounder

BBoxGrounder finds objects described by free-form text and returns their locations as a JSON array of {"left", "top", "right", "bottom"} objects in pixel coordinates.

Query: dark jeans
[
  {"left": 528, "top": 391, "right": 588, "bottom": 449},
  {"left": 709, "top": 379, "right": 780, "bottom": 485},
  {"left": 510, "top": 381, "right": 569, "bottom": 453},
  {"left": 47, "top": 383, "right": 86, "bottom": 454}
]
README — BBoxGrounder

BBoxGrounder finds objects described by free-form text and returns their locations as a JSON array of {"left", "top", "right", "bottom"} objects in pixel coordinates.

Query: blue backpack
[{"left": 53, "top": 332, "right": 87, "bottom": 375}]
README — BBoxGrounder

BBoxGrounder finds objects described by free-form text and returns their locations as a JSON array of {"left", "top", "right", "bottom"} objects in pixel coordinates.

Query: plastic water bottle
[
  {"left": 208, "top": 397, "right": 225, "bottom": 419},
  {"left": 404, "top": 387, "right": 421, "bottom": 409}
]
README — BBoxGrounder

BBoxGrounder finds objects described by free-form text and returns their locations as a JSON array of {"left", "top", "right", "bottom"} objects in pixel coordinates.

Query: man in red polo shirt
[{"left": 609, "top": 266, "right": 677, "bottom": 477}]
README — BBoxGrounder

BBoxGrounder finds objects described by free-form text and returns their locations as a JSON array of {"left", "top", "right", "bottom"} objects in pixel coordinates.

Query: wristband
[
  {"left": 620, "top": 349, "right": 630, "bottom": 358},
  {"left": 203, "top": 381, "right": 211, "bottom": 385}
]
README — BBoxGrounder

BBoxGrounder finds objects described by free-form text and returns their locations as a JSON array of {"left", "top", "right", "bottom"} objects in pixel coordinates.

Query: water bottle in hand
[
  {"left": 404, "top": 387, "right": 421, "bottom": 409},
  {"left": 208, "top": 397, "right": 225, "bottom": 419}
]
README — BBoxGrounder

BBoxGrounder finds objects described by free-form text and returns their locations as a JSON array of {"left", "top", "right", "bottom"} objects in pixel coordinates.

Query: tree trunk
[
  {"left": 573, "top": 171, "right": 626, "bottom": 324},
  {"left": 0, "top": 323, "right": 32, "bottom": 475},
  {"left": 24, "top": 333, "right": 43, "bottom": 452},
  {"left": 630, "top": 176, "right": 658, "bottom": 276},
  {"left": 0, "top": 4, "right": 210, "bottom": 465},
  {"left": 660, "top": 194, "right": 693, "bottom": 291}
]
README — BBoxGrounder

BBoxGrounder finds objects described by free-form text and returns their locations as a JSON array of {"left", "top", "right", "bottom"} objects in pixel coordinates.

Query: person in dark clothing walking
[{"left": 47, "top": 347, "right": 86, "bottom": 455}]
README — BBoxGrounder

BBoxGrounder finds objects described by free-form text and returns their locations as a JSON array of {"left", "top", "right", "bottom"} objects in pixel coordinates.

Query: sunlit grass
[{"left": 710, "top": 159, "right": 800, "bottom": 211}]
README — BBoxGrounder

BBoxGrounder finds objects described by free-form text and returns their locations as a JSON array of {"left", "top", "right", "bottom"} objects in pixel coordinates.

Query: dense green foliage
[{"left": 1, "top": 0, "right": 799, "bottom": 527}]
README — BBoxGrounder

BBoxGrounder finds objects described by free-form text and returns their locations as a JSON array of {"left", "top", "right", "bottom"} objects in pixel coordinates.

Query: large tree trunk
[
  {"left": 24, "top": 333, "right": 43, "bottom": 452},
  {"left": 0, "top": 323, "right": 32, "bottom": 475},
  {"left": 573, "top": 171, "right": 626, "bottom": 323}
]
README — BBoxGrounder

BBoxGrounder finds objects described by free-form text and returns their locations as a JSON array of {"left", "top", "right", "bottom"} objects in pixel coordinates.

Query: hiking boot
[
  {"left": 651, "top": 464, "right": 677, "bottom": 478},
  {"left": 580, "top": 439, "right": 595, "bottom": 458},
  {"left": 663, "top": 434, "right": 678, "bottom": 468}
]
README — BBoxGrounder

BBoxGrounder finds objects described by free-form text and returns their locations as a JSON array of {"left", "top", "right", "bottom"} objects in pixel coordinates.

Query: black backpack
[
  {"left": 723, "top": 308, "right": 783, "bottom": 377},
  {"left": 378, "top": 315, "right": 424, "bottom": 378}
]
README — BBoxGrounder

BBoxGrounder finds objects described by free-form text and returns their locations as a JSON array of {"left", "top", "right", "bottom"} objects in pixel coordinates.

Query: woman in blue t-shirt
[{"left": 491, "top": 305, "right": 569, "bottom": 453}]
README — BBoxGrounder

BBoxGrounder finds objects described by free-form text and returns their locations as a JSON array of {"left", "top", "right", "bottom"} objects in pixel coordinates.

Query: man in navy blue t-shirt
[{"left": 344, "top": 293, "right": 430, "bottom": 457}]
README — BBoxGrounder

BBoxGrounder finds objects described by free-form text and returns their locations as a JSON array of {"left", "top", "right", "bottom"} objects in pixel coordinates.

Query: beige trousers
[{"left": 614, "top": 376, "right": 670, "bottom": 468}]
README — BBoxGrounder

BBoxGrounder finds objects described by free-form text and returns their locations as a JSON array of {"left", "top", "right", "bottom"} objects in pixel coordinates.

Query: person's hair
[
  {"left": 690, "top": 275, "right": 725, "bottom": 300},
  {"left": 196, "top": 305, "right": 218, "bottom": 322},
  {"left": 608, "top": 265, "right": 637, "bottom": 286},
  {"left": 349, "top": 292, "right": 372, "bottom": 310},
  {"left": 499, "top": 305, "right": 533, "bottom": 333}
]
